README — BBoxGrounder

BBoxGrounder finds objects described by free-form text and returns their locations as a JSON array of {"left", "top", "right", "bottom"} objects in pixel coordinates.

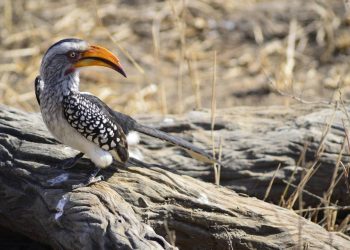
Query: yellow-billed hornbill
[{"left": 36, "top": 38, "right": 218, "bottom": 187}]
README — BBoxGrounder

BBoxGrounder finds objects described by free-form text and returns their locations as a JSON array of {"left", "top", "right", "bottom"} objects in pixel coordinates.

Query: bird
[{"left": 36, "top": 38, "right": 219, "bottom": 187}]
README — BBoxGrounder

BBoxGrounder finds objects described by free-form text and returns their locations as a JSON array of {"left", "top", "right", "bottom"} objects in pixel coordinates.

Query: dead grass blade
[
  {"left": 264, "top": 163, "right": 281, "bottom": 201},
  {"left": 285, "top": 163, "right": 321, "bottom": 209},
  {"left": 324, "top": 138, "right": 346, "bottom": 206},
  {"left": 279, "top": 142, "right": 309, "bottom": 207},
  {"left": 211, "top": 50, "right": 218, "bottom": 185},
  {"left": 187, "top": 53, "right": 202, "bottom": 110},
  {"left": 152, "top": 15, "right": 168, "bottom": 114}
]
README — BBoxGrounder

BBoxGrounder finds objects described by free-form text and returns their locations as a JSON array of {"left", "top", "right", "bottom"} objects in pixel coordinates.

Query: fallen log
[
  {"left": 0, "top": 105, "right": 349, "bottom": 249},
  {"left": 132, "top": 104, "right": 350, "bottom": 207}
]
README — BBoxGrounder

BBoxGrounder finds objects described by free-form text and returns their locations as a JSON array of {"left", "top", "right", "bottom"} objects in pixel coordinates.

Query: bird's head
[{"left": 40, "top": 38, "right": 126, "bottom": 83}]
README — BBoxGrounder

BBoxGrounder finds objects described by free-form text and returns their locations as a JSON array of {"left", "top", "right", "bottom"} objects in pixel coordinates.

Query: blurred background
[{"left": 1, "top": 0, "right": 350, "bottom": 115}]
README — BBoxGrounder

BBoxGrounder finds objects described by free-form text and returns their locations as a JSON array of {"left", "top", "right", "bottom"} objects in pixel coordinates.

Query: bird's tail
[{"left": 133, "top": 123, "right": 220, "bottom": 165}]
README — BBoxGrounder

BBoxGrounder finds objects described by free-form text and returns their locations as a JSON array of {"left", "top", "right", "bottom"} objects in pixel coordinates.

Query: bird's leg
[
  {"left": 57, "top": 152, "right": 85, "bottom": 170},
  {"left": 72, "top": 166, "right": 103, "bottom": 189}
]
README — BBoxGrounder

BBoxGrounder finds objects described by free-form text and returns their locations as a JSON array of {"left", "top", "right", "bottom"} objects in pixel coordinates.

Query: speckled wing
[
  {"left": 81, "top": 93, "right": 219, "bottom": 165},
  {"left": 62, "top": 92, "right": 129, "bottom": 162}
]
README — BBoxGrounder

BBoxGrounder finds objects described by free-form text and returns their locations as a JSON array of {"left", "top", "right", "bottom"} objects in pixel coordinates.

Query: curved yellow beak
[{"left": 74, "top": 45, "right": 126, "bottom": 77}]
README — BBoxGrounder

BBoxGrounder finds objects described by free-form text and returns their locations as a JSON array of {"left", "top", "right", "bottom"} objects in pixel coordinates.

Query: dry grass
[
  {"left": 1, "top": 0, "right": 350, "bottom": 238},
  {"left": 2, "top": 0, "right": 350, "bottom": 114},
  {"left": 269, "top": 101, "right": 350, "bottom": 235},
  {"left": 0, "top": 0, "right": 244, "bottom": 114}
]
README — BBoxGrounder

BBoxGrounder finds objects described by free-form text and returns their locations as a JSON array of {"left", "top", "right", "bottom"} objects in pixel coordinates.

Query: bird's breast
[{"left": 40, "top": 92, "right": 66, "bottom": 141}]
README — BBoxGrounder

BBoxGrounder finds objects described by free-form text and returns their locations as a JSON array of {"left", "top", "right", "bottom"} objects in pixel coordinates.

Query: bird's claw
[{"left": 71, "top": 167, "right": 102, "bottom": 189}]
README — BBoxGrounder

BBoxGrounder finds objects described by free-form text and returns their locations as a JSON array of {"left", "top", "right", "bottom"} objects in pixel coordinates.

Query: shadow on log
[{"left": 0, "top": 105, "right": 349, "bottom": 249}]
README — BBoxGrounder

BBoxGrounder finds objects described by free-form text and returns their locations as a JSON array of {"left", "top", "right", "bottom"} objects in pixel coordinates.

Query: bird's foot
[
  {"left": 72, "top": 167, "right": 103, "bottom": 189},
  {"left": 55, "top": 152, "right": 85, "bottom": 170},
  {"left": 72, "top": 175, "right": 104, "bottom": 189}
]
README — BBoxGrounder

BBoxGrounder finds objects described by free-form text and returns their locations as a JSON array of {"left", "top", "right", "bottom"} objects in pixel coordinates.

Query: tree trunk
[{"left": 0, "top": 105, "right": 349, "bottom": 249}]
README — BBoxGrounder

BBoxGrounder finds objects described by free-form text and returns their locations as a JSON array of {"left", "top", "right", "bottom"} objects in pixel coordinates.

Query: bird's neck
[{"left": 44, "top": 72, "right": 80, "bottom": 97}]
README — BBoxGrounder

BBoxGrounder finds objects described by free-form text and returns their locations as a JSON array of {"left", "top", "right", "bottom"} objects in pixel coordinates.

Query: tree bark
[{"left": 0, "top": 104, "right": 349, "bottom": 249}]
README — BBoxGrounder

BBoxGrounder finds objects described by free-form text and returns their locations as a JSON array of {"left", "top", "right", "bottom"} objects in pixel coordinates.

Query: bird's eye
[{"left": 68, "top": 51, "right": 77, "bottom": 58}]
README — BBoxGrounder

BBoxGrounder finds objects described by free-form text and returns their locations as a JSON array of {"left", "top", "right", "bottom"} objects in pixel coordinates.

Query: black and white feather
[
  {"left": 35, "top": 76, "right": 44, "bottom": 105},
  {"left": 62, "top": 92, "right": 129, "bottom": 162}
]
